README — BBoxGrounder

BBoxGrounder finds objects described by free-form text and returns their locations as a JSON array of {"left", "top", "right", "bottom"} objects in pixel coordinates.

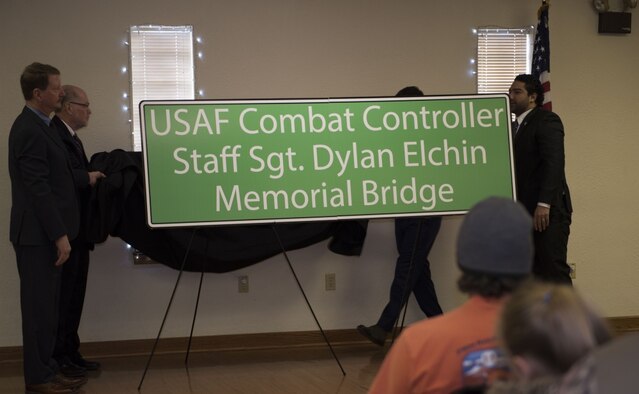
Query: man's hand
[
  {"left": 54, "top": 235, "right": 72, "bottom": 266},
  {"left": 88, "top": 171, "right": 106, "bottom": 186},
  {"left": 534, "top": 205, "right": 551, "bottom": 232}
]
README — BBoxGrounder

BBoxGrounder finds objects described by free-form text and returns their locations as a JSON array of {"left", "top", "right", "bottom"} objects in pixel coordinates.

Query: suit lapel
[
  {"left": 519, "top": 108, "right": 539, "bottom": 132},
  {"left": 23, "top": 108, "right": 78, "bottom": 178},
  {"left": 514, "top": 107, "right": 539, "bottom": 143},
  {"left": 23, "top": 107, "right": 67, "bottom": 151},
  {"left": 52, "top": 115, "right": 88, "bottom": 166}
]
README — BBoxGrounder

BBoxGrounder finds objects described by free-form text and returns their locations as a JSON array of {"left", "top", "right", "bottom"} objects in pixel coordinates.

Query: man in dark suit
[
  {"left": 9, "top": 63, "right": 87, "bottom": 393},
  {"left": 51, "top": 85, "right": 105, "bottom": 377},
  {"left": 509, "top": 74, "right": 573, "bottom": 284}
]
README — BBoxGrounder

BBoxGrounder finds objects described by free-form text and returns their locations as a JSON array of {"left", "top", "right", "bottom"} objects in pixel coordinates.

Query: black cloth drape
[{"left": 86, "top": 150, "right": 367, "bottom": 273}]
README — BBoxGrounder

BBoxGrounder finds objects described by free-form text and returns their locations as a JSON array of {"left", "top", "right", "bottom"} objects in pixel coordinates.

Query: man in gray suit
[{"left": 8, "top": 63, "right": 86, "bottom": 394}]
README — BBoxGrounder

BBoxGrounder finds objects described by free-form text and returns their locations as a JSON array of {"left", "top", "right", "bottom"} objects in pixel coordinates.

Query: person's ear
[{"left": 512, "top": 355, "right": 534, "bottom": 379}]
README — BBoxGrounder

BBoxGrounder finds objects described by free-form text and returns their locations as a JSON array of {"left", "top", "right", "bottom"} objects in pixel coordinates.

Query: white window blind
[
  {"left": 129, "top": 25, "right": 194, "bottom": 151},
  {"left": 476, "top": 28, "right": 533, "bottom": 94}
]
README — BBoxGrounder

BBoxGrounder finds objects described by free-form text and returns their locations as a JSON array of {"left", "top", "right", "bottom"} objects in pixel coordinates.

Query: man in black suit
[
  {"left": 9, "top": 63, "right": 87, "bottom": 393},
  {"left": 509, "top": 74, "right": 573, "bottom": 284},
  {"left": 51, "top": 85, "right": 105, "bottom": 377}
]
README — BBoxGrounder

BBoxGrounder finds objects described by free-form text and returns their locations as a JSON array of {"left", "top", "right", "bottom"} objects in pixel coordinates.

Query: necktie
[
  {"left": 72, "top": 133, "right": 86, "bottom": 159},
  {"left": 511, "top": 121, "right": 519, "bottom": 137}
]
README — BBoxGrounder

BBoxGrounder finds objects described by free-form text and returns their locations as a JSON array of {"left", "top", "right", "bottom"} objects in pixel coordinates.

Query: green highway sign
[{"left": 140, "top": 95, "right": 515, "bottom": 228}]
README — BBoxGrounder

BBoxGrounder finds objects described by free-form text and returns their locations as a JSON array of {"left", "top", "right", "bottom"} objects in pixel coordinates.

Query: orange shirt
[{"left": 369, "top": 296, "right": 509, "bottom": 394}]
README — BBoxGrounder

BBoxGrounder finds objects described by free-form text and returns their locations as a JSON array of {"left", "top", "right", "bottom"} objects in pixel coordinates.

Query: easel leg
[
  {"left": 185, "top": 239, "right": 209, "bottom": 366},
  {"left": 185, "top": 269, "right": 205, "bottom": 366},
  {"left": 137, "top": 228, "right": 199, "bottom": 391},
  {"left": 271, "top": 225, "right": 346, "bottom": 376}
]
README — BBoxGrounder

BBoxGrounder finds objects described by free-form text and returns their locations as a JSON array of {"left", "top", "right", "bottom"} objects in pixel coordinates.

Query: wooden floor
[{"left": 0, "top": 344, "right": 386, "bottom": 394}]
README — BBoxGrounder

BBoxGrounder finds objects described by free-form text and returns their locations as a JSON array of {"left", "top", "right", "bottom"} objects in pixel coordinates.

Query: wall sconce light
[{"left": 594, "top": 0, "right": 636, "bottom": 33}]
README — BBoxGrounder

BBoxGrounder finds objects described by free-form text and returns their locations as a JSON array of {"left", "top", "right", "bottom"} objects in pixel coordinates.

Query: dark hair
[
  {"left": 514, "top": 74, "right": 544, "bottom": 107},
  {"left": 396, "top": 86, "right": 424, "bottom": 97},
  {"left": 20, "top": 62, "right": 60, "bottom": 100},
  {"left": 457, "top": 271, "right": 527, "bottom": 298}
]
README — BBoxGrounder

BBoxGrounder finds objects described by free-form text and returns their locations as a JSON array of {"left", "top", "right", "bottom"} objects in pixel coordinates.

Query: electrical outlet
[
  {"left": 569, "top": 263, "right": 576, "bottom": 279},
  {"left": 325, "top": 273, "right": 336, "bottom": 291},
  {"left": 238, "top": 275, "right": 249, "bottom": 293},
  {"left": 131, "top": 249, "right": 158, "bottom": 265}
]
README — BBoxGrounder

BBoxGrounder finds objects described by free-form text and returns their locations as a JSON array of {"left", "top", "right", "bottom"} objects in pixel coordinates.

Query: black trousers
[
  {"left": 54, "top": 243, "right": 90, "bottom": 362},
  {"left": 14, "top": 243, "right": 61, "bottom": 385},
  {"left": 376, "top": 217, "right": 443, "bottom": 332},
  {"left": 533, "top": 201, "right": 572, "bottom": 284}
]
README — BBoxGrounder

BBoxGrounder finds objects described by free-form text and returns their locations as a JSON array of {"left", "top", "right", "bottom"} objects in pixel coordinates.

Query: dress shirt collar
[
  {"left": 58, "top": 117, "right": 77, "bottom": 137},
  {"left": 26, "top": 105, "right": 52, "bottom": 126},
  {"left": 516, "top": 108, "right": 534, "bottom": 126}
]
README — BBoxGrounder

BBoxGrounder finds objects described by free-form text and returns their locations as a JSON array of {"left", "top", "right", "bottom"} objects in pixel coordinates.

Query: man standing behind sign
[
  {"left": 509, "top": 74, "right": 572, "bottom": 284},
  {"left": 51, "top": 85, "right": 105, "bottom": 376},
  {"left": 357, "top": 86, "right": 443, "bottom": 346}
]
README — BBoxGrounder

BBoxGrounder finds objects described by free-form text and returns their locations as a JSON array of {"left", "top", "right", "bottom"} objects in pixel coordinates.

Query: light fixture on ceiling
[
  {"left": 593, "top": 0, "right": 610, "bottom": 12},
  {"left": 623, "top": 0, "right": 638, "bottom": 10},
  {"left": 594, "top": 0, "right": 637, "bottom": 11}
]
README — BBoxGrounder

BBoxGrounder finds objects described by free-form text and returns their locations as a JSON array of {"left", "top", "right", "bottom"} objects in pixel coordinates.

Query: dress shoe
[
  {"left": 52, "top": 374, "right": 87, "bottom": 389},
  {"left": 58, "top": 361, "right": 86, "bottom": 378},
  {"left": 25, "top": 381, "right": 76, "bottom": 394},
  {"left": 357, "top": 324, "right": 388, "bottom": 346},
  {"left": 70, "top": 355, "right": 101, "bottom": 371}
]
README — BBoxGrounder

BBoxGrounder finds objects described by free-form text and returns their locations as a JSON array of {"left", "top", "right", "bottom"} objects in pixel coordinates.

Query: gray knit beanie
[{"left": 457, "top": 197, "right": 533, "bottom": 276}]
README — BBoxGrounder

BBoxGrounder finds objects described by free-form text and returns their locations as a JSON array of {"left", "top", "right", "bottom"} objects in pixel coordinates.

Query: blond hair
[{"left": 499, "top": 280, "right": 612, "bottom": 376}]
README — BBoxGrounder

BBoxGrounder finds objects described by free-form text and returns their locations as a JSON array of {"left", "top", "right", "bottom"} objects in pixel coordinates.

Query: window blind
[
  {"left": 129, "top": 25, "right": 194, "bottom": 151},
  {"left": 476, "top": 28, "right": 533, "bottom": 94}
]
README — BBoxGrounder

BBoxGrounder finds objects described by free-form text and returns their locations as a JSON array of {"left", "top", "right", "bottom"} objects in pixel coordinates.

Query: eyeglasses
[{"left": 69, "top": 101, "right": 90, "bottom": 108}]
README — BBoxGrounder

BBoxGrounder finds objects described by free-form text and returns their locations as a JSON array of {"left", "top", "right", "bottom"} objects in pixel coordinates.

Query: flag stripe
[{"left": 532, "top": 3, "right": 552, "bottom": 111}]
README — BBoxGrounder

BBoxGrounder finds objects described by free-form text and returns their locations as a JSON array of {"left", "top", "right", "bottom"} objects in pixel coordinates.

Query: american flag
[{"left": 532, "top": 1, "right": 552, "bottom": 111}]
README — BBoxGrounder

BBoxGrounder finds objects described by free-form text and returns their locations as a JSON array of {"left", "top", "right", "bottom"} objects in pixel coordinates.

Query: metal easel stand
[
  {"left": 138, "top": 228, "right": 198, "bottom": 391},
  {"left": 271, "top": 224, "right": 346, "bottom": 376},
  {"left": 138, "top": 223, "right": 347, "bottom": 392}
]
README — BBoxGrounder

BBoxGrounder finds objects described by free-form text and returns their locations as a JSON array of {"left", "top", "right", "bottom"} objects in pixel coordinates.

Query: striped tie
[
  {"left": 511, "top": 121, "right": 519, "bottom": 137},
  {"left": 72, "top": 133, "right": 85, "bottom": 158}
]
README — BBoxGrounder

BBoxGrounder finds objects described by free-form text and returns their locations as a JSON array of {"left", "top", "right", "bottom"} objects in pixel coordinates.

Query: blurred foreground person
[
  {"left": 369, "top": 197, "right": 533, "bottom": 394},
  {"left": 487, "top": 281, "right": 612, "bottom": 393}
]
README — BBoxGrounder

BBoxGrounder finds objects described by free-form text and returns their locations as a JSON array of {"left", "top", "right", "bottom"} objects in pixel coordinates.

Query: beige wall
[{"left": 1, "top": 0, "right": 637, "bottom": 347}]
